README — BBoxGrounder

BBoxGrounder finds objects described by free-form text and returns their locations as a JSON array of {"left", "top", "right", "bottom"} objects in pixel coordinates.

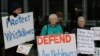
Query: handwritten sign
[
  {"left": 91, "top": 27, "right": 100, "bottom": 40},
  {"left": 77, "top": 29, "right": 95, "bottom": 54},
  {"left": 2, "top": 12, "right": 34, "bottom": 49},
  {"left": 37, "top": 34, "right": 77, "bottom": 56}
]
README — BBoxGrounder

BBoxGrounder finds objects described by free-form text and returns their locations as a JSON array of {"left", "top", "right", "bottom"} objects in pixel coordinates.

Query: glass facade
[{"left": 1, "top": 0, "right": 100, "bottom": 56}]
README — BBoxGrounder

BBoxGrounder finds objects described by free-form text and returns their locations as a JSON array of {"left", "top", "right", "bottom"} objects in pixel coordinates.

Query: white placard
[
  {"left": 77, "top": 29, "right": 95, "bottom": 54},
  {"left": 91, "top": 27, "right": 100, "bottom": 40},
  {"left": 37, "top": 34, "right": 77, "bottom": 56},
  {"left": 2, "top": 12, "right": 34, "bottom": 49},
  {"left": 16, "top": 44, "right": 33, "bottom": 55}
]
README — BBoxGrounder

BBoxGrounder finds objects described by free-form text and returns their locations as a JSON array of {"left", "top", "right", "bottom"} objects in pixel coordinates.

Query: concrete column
[
  {"left": 64, "top": 0, "right": 68, "bottom": 24},
  {"left": 82, "top": 0, "right": 87, "bottom": 19},
  {"left": 42, "top": 0, "right": 46, "bottom": 17},
  {"left": 24, "top": 0, "right": 28, "bottom": 12},
  {"left": 1, "top": 0, "right": 8, "bottom": 16},
  {"left": 46, "top": 0, "right": 49, "bottom": 16}
]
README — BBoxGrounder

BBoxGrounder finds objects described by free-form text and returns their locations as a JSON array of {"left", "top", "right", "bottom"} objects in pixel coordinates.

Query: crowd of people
[{"left": 0, "top": 2, "right": 99, "bottom": 56}]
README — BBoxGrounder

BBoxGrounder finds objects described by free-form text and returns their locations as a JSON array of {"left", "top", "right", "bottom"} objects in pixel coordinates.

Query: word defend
[
  {"left": 37, "top": 34, "right": 77, "bottom": 56},
  {"left": 37, "top": 34, "right": 71, "bottom": 45},
  {"left": 2, "top": 12, "right": 34, "bottom": 49},
  {"left": 77, "top": 29, "right": 95, "bottom": 54}
]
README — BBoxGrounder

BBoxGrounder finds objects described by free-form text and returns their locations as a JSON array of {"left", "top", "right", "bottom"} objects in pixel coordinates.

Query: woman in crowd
[
  {"left": 41, "top": 14, "right": 63, "bottom": 36},
  {"left": 71, "top": 16, "right": 92, "bottom": 56}
]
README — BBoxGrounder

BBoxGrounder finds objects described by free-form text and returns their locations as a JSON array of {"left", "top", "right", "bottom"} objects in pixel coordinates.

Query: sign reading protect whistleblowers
[
  {"left": 2, "top": 12, "right": 34, "bottom": 49},
  {"left": 37, "top": 34, "right": 77, "bottom": 56}
]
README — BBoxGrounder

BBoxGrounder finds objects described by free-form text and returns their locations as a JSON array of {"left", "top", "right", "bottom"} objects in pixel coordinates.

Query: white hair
[{"left": 49, "top": 14, "right": 58, "bottom": 21}]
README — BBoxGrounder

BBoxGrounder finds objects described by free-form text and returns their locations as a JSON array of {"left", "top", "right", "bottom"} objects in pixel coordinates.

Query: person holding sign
[
  {"left": 5, "top": 2, "right": 25, "bottom": 56},
  {"left": 41, "top": 14, "right": 63, "bottom": 36},
  {"left": 71, "top": 16, "right": 93, "bottom": 56},
  {"left": 71, "top": 16, "right": 88, "bottom": 46}
]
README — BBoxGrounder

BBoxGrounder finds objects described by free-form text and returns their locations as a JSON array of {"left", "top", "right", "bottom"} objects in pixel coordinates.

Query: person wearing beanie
[
  {"left": 9, "top": 2, "right": 22, "bottom": 17},
  {"left": 5, "top": 2, "right": 25, "bottom": 56}
]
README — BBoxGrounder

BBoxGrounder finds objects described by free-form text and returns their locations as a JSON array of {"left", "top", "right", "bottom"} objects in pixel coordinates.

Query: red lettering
[
  {"left": 60, "top": 35, "right": 65, "bottom": 43},
  {"left": 37, "top": 36, "right": 43, "bottom": 45},
  {"left": 37, "top": 34, "right": 71, "bottom": 45},
  {"left": 49, "top": 35, "right": 54, "bottom": 44},
  {"left": 65, "top": 34, "right": 71, "bottom": 42},
  {"left": 44, "top": 36, "right": 50, "bottom": 44},
  {"left": 54, "top": 35, "right": 60, "bottom": 43}
]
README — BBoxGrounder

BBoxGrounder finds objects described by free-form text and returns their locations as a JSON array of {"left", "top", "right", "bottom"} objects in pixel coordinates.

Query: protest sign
[
  {"left": 37, "top": 34, "right": 77, "bottom": 56},
  {"left": 2, "top": 12, "right": 34, "bottom": 49},
  {"left": 16, "top": 44, "right": 33, "bottom": 55},
  {"left": 91, "top": 27, "right": 100, "bottom": 40},
  {"left": 77, "top": 29, "right": 95, "bottom": 54}
]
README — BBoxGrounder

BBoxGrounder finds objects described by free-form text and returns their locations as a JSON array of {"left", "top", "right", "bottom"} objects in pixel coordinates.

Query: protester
[
  {"left": 5, "top": 2, "right": 25, "bottom": 56},
  {"left": 71, "top": 16, "right": 87, "bottom": 45},
  {"left": 56, "top": 11, "right": 67, "bottom": 33},
  {"left": 41, "top": 14, "right": 63, "bottom": 36},
  {"left": 56, "top": 11, "right": 63, "bottom": 23},
  {"left": 71, "top": 16, "right": 93, "bottom": 56}
]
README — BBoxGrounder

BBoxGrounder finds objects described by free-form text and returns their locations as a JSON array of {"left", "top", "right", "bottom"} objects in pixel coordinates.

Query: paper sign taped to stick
[
  {"left": 16, "top": 44, "right": 33, "bottom": 55},
  {"left": 37, "top": 34, "right": 77, "bottom": 56},
  {"left": 77, "top": 29, "right": 95, "bottom": 54},
  {"left": 91, "top": 27, "right": 100, "bottom": 40},
  {"left": 2, "top": 12, "right": 34, "bottom": 49}
]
